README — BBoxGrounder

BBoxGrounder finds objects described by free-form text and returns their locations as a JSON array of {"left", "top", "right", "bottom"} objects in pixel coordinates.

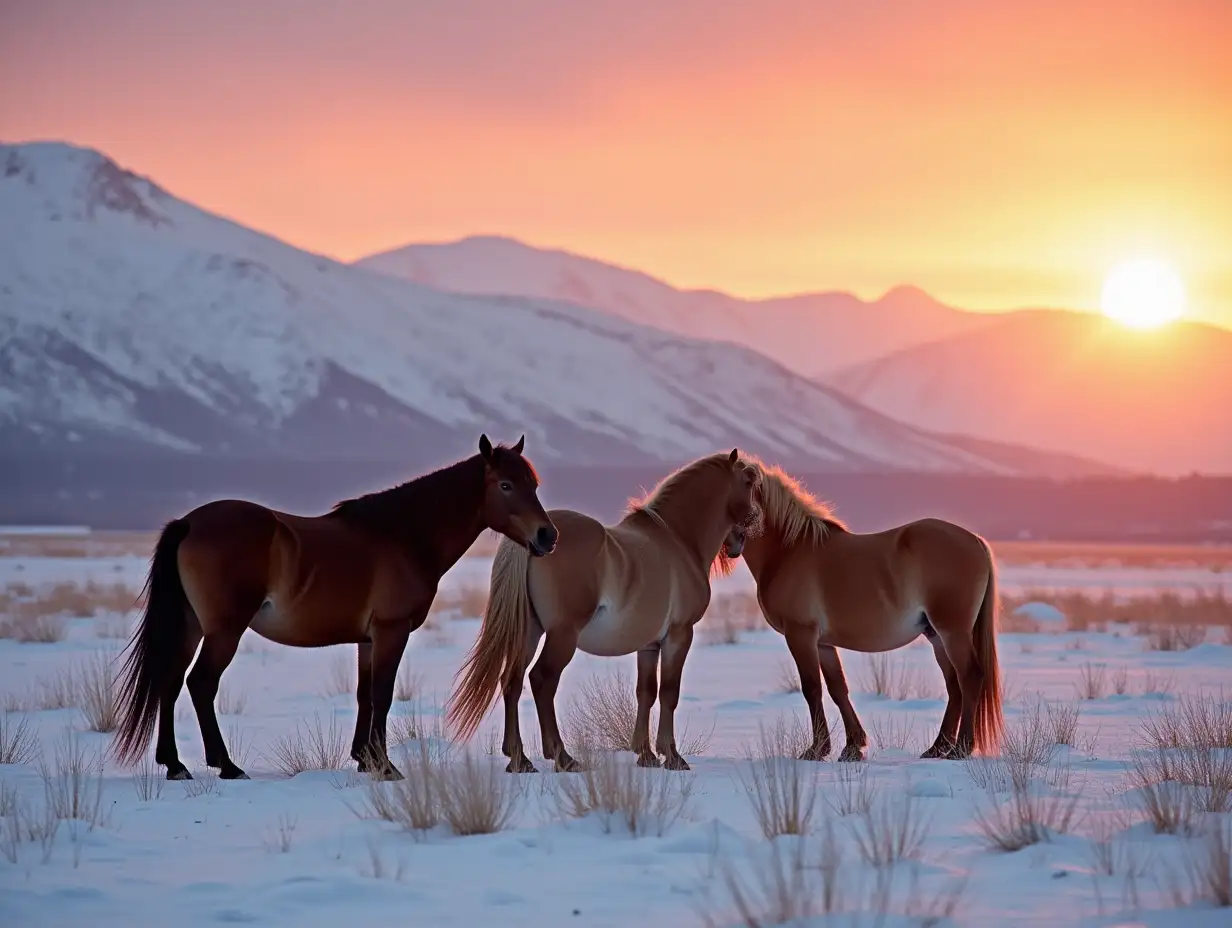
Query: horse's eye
[{"left": 500, "top": 481, "right": 514, "bottom": 493}]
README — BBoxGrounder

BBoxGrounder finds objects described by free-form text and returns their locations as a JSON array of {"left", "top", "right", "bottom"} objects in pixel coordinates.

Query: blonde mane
[
  {"left": 743, "top": 455, "right": 846, "bottom": 548},
  {"left": 625, "top": 452, "right": 735, "bottom": 520}
]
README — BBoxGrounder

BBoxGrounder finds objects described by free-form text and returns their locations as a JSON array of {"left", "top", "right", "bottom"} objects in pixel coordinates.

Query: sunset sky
[{"left": 3, "top": 0, "right": 1230, "bottom": 326}]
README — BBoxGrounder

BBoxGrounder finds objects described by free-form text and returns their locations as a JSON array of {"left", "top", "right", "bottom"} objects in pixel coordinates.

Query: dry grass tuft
[
  {"left": 867, "top": 713, "right": 918, "bottom": 753},
  {"left": 1142, "top": 622, "right": 1209, "bottom": 652},
  {"left": 1044, "top": 701, "right": 1083, "bottom": 747},
  {"left": 1075, "top": 662, "right": 1107, "bottom": 700},
  {"left": 858, "top": 654, "right": 935, "bottom": 701},
  {"left": 846, "top": 791, "right": 929, "bottom": 868},
  {"left": 438, "top": 752, "right": 521, "bottom": 836},
  {"left": 736, "top": 718, "right": 819, "bottom": 839},
  {"left": 268, "top": 712, "right": 349, "bottom": 776},
  {"left": 999, "top": 588, "right": 1231, "bottom": 635},
  {"left": 972, "top": 762, "right": 1083, "bottom": 851},
  {"left": 354, "top": 741, "right": 443, "bottom": 836},
  {"left": 773, "top": 661, "right": 801, "bottom": 694},
  {"left": 1110, "top": 665, "right": 1130, "bottom": 696},
  {"left": 394, "top": 664, "right": 423, "bottom": 703},
  {"left": 429, "top": 584, "right": 489, "bottom": 620},
  {"left": 1188, "top": 817, "right": 1232, "bottom": 907},
  {"left": 131, "top": 754, "right": 164, "bottom": 802},
  {"left": 824, "top": 762, "right": 877, "bottom": 817},
  {"left": 1126, "top": 751, "right": 1197, "bottom": 835},
  {"left": 261, "top": 813, "right": 298, "bottom": 854},
  {"left": 323, "top": 651, "right": 356, "bottom": 697},
  {"left": 182, "top": 769, "right": 220, "bottom": 798},
  {"left": 38, "top": 731, "right": 107, "bottom": 827},
  {"left": 0, "top": 613, "right": 69, "bottom": 643},
  {"left": 553, "top": 747, "right": 696, "bottom": 837},
  {"left": 217, "top": 685, "right": 247, "bottom": 716},
  {"left": 0, "top": 713, "right": 40, "bottom": 766},
  {"left": 77, "top": 650, "right": 120, "bottom": 733},
  {"left": 1143, "top": 670, "right": 1176, "bottom": 696},
  {"left": 564, "top": 669, "right": 712, "bottom": 757}
]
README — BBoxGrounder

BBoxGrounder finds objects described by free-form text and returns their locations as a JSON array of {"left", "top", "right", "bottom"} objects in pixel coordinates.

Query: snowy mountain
[
  {"left": 828, "top": 310, "right": 1232, "bottom": 476},
  {"left": 0, "top": 141, "right": 1110, "bottom": 477},
  {"left": 357, "top": 236, "right": 996, "bottom": 376}
]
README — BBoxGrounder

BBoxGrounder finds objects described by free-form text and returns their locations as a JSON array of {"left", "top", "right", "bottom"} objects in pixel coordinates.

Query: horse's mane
[
  {"left": 624, "top": 452, "right": 735, "bottom": 520},
  {"left": 328, "top": 445, "right": 537, "bottom": 535},
  {"left": 742, "top": 455, "right": 846, "bottom": 548}
]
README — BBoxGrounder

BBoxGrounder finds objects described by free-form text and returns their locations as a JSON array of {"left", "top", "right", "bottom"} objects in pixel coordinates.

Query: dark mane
[{"left": 326, "top": 444, "right": 538, "bottom": 538}]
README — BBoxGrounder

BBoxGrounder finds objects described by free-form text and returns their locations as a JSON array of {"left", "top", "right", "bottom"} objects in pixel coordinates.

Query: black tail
[{"left": 113, "top": 518, "right": 191, "bottom": 766}]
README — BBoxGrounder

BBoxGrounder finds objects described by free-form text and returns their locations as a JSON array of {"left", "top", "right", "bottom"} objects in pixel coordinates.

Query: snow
[
  {"left": 3, "top": 550, "right": 1232, "bottom": 926},
  {"left": 0, "top": 142, "right": 1040, "bottom": 472}
]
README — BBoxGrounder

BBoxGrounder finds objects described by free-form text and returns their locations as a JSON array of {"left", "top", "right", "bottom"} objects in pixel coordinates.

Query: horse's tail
[
  {"left": 113, "top": 518, "right": 191, "bottom": 766},
  {"left": 447, "top": 536, "right": 533, "bottom": 742},
  {"left": 972, "top": 537, "right": 1004, "bottom": 754}
]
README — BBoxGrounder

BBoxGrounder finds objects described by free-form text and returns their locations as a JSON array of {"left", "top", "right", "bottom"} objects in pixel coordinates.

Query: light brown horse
[
  {"left": 447, "top": 450, "right": 761, "bottom": 773},
  {"left": 719, "top": 458, "right": 1003, "bottom": 762},
  {"left": 113, "top": 435, "right": 557, "bottom": 781}
]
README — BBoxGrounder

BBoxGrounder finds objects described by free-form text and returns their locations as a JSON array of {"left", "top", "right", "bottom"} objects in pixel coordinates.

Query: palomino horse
[
  {"left": 113, "top": 435, "right": 557, "bottom": 781},
  {"left": 719, "top": 458, "right": 1003, "bottom": 762},
  {"left": 447, "top": 450, "right": 761, "bottom": 773}
]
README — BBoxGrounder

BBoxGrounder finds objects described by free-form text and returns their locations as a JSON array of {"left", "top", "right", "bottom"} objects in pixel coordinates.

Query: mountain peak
[{"left": 2, "top": 140, "right": 172, "bottom": 228}]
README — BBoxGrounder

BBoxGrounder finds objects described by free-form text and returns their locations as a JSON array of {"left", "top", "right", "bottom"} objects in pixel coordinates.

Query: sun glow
[{"left": 1100, "top": 259, "right": 1186, "bottom": 329}]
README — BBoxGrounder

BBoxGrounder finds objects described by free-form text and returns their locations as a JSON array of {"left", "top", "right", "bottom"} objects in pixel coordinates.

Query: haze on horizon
[{"left": 2, "top": 0, "right": 1229, "bottom": 327}]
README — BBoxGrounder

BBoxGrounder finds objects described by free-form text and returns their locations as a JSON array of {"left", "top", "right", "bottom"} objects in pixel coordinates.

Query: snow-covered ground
[{"left": 2, "top": 553, "right": 1231, "bottom": 927}]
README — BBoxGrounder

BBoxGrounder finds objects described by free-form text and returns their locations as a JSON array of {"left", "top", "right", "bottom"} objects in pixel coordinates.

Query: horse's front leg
[
  {"left": 632, "top": 645, "right": 661, "bottom": 767},
  {"left": 351, "top": 642, "right": 374, "bottom": 770},
  {"left": 363, "top": 617, "right": 416, "bottom": 780},
  {"left": 655, "top": 624, "right": 695, "bottom": 770},
  {"left": 781, "top": 619, "right": 831, "bottom": 760}
]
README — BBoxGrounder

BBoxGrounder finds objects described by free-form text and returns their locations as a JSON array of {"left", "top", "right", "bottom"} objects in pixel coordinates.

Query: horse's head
[
  {"left": 478, "top": 434, "right": 558, "bottom": 557},
  {"left": 723, "top": 449, "right": 762, "bottom": 538},
  {"left": 722, "top": 523, "right": 748, "bottom": 560}
]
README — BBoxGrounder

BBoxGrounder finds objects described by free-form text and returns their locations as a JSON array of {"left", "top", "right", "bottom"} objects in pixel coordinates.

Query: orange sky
[{"left": 2, "top": 0, "right": 1230, "bottom": 326}]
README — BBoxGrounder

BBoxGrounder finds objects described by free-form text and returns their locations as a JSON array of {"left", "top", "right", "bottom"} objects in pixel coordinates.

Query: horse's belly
[
  {"left": 249, "top": 598, "right": 364, "bottom": 647},
  {"left": 823, "top": 608, "right": 925, "bottom": 652},
  {"left": 577, "top": 602, "right": 665, "bottom": 657}
]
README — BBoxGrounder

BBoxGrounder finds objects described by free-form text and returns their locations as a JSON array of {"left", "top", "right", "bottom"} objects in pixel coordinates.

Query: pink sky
[{"left": 2, "top": 0, "right": 1229, "bottom": 325}]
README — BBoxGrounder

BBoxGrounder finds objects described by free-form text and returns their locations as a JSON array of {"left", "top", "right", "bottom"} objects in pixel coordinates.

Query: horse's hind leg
[
  {"left": 782, "top": 620, "right": 831, "bottom": 760},
  {"left": 655, "top": 625, "right": 695, "bottom": 770},
  {"left": 818, "top": 645, "right": 866, "bottom": 762},
  {"left": 501, "top": 620, "right": 543, "bottom": 773},
  {"left": 351, "top": 643, "right": 373, "bottom": 771},
  {"left": 935, "top": 624, "right": 985, "bottom": 759},
  {"left": 186, "top": 626, "right": 248, "bottom": 779},
  {"left": 921, "top": 624, "right": 963, "bottom": 759},
  {"left": 632, "top": 645, "right": 661, "bottom": 767},
  {"left": 155, "top": 611, "right": 203, "bottom": 781},
  {"left": 528, "top": 628, "right": 580, "bottom": 772}
]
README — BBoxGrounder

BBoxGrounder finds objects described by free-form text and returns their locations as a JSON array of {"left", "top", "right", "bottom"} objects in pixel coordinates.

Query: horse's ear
[
  {"left": 728, "top": 448, "right": 740, "bottom": 466},
  {"left": 512, "top": 434, "right": 525, "bottom": 455},
  {"left": 479, "top": 434, "right": 494, "bottom": 460}
]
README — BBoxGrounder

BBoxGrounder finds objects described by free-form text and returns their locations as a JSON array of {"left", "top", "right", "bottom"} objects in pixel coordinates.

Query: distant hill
[
  {"left": 357, "top": 235, "right": 997, "bottom": 375},
  {"left": 828, "top": 309, "right": 1232, "bottom": 476}
]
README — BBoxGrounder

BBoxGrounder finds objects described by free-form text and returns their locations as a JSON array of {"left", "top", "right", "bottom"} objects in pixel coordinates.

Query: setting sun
[{"left": 1101, "top": 259, "right": 1186, "bottom": 329}]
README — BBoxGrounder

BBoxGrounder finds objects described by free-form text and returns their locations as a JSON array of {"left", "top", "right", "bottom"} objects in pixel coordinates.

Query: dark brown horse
[
  {"left": 720, "top": 457, "right": 1004, "bottom": 762},
  {"left": 113, "top": 435, "right": 557, "bottom": 781}
]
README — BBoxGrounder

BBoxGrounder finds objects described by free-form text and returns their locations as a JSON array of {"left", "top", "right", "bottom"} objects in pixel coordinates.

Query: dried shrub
[
  {"left": 563, "top": 669, "right": 712, "bottom": 757},
  {"left": 217, "top": 685, "right": 247, "bottom": 715},
  {"left": 268, "top": 712, "right": 349, "bottom": 776},
  {"left": 773, "top": 661, "right": 801, "bottom": 694},
  {"left": 972, "top": 764, "right": 1082, "bottom": 851},
  {"left": 867, "top": 713, "right": 917, "bottom": 753},
  {"left": 438, "top": 751, "right": 520, "bottom": 836},
  {"left": 261, "top": 813, "right": 298, "bottom": 854},
  {"left": 323, "top": 651, "right": 355, "bottom": 697},
  {"left": 131, "top": 754, "right": 164, "bottom": 802},
  {"left": 824, "top": 762, "right": 877, "bottom": 817},
  {"left": 77, "top": 650, "right": 119, "bottom": 733},
  {"left": 0, "top": 713, "right": 40, "bottom": 766},
  {"left": 553, "top": 748, "right": 695, "bottom": 837},
  {"left": 736, "top": 718, "right": 819, "bottom": 839},
  {"left": 354, "top": 741, "right": 443, "bottom": 836},
  {"left": 1075, "top": 662, "right": 1107, "bottom": 700},
  {"left": 0, "top": 613, "right": 69, "bottom": 643},
  {"left": 847, "top": 792, "right": 929, "bottom": 868},
  {"left": 38, "top": 731, "right": 107, "bottom": 827},
  {"left": 394, "top": 664, "right": 423, "bottom": 703}
]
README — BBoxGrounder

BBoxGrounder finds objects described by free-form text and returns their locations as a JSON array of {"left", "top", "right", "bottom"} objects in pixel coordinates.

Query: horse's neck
[
  {"left": 400, "top": 460, "right": 487, "bottom": 578},
  {"left": 741, "top": 525, "right": 788, "bottom": 583},
  {"left": 646, "top": 498, "right": 729, "bottom": 573}
]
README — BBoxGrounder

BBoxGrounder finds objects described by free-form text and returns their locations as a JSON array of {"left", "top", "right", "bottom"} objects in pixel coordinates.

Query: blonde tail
[
  {"left": 447, "top": 537, "right": 533, "bottom": 741},
  {"left": 972, "top": 539, "right": 1004, "bottom": 754}
]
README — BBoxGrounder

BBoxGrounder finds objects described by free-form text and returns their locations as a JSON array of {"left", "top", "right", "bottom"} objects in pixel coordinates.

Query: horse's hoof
[
  {"left": 663, "top": 753, "right": 691, "bottom": 771},
  {"left": 838, "top": 745, "right": 866, "bottom": 763},
  {"left": 798, "top": 745, "right": 829, "bottom": 762},
  {"left": 166, "top": 767, "right": 193, "bottom": 781},
  {"left": 554, "top": 754, "right": 581, "bottom": 773},
  {"left": 369, "top": 763, "right": 404, "bottom": 781},
  {"left": 920, "top": 742, "right": 953, "bottom": 760},
  {"left": 220, "top": 765, "right": 250, "bottom": 780},
  {"left": 506, "top": 756, "right": 539, "bottom": 774},
  {"left": 636, "top": 752, "right": 662, "bottom": 769}
]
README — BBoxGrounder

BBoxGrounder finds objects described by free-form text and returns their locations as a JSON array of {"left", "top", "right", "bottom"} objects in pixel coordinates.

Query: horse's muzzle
[{"left": 528, "top": 525, "right": 559, "bottom": 557}]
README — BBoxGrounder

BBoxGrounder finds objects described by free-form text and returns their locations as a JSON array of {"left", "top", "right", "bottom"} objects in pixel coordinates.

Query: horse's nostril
[{"left": 535, "top": 526, "right": 558, "bottom": 551}]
